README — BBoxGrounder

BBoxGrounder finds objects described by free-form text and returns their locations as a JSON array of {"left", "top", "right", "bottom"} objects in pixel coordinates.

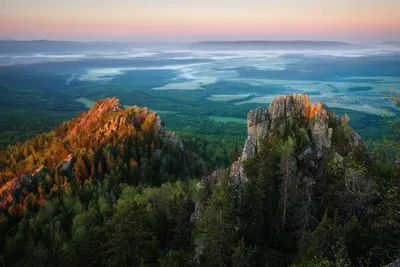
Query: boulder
[
  {"left": 62, "top": 154, "right": 73, "bottom": 171},
  {"left": 61, "top": 154, "right": 74, "bottom": 177}
]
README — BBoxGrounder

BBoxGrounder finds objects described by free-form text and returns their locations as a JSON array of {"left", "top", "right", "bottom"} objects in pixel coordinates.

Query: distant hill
[
  {"left": 382, "top": 41, "right": 400, "bottom": 46},
  {"left": 0, "top": 40, "right": 136, "bottom": 54},
  {"left": 194, "top": 40, "right": 352, "bottom": 47},
  {"left": 193, "top": 40, "right": 355, "bottom": 49}
]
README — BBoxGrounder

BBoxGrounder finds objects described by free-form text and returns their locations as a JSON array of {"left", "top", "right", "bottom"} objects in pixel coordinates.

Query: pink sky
[{"left": 1, "top": 0, "right": 399, "bottom": 42}]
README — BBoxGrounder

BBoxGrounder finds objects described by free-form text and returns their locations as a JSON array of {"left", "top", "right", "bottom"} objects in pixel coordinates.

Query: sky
[{"left": 0, "top": 0, "right": 399, "bottom": 42}]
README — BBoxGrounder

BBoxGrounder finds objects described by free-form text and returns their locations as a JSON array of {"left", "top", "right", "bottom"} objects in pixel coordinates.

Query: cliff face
[{"left": 232, "top": 94, "right": 366, "bottom": 182}]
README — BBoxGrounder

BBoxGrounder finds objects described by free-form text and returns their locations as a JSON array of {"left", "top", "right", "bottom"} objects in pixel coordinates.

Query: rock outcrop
[
  {"left": 231, "top": 94, "right": 367, "bottom": 183},
  {"left": 69, "top": 98, "right": 183, "bottom": 150},
  {"left": 0, "top": 166, "right": 50, "bottom": 209},
  {"left": 242, "top": 107, "right": 269, "bottom": 161},
  {"left": 69, "top": 97, "right": 124, "bottom": 136}
]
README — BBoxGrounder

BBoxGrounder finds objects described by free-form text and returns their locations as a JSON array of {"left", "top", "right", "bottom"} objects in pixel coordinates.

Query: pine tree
[
  {"left": 300, "top": 210, "right": 349, "bottom": 265},
  {"left": 277, "top": 137, "right": 296, "bottom": 226},
  {"left": 74, "top": 155, "right": 88, "bottom": 184},
  {"left": 90, "top": 162, "right": 96, "bottom": 180},
  {"left": 97, "top": 161, "right": 103, "bottom": 176},
  {"left": 196, "top": 180, "right": 236, "bottom": 267},
  {"left": 232, "top": 238, "right": 255, "bottom": 267}
]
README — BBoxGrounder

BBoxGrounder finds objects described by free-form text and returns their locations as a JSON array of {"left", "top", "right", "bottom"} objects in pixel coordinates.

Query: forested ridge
[{"left": 0, "top": 94, "right": 399, "bottom": 266}]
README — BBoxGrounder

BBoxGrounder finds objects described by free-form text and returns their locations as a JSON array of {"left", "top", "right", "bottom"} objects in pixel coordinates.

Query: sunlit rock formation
[{"left": 231, "top": 94, "right": 367, "bottom": 183}]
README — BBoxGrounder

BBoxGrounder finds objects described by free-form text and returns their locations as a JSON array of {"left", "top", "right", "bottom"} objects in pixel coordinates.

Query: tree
[
  {"left": 231, "top": 238, "right": 256, "bottom": 267},
  {"left": 300, "top": 210, "right": 350, "bottom": 266},
  {"left": 196, "top": 179, "right": 236, "bottom": 267},
  {"left": 158, "top": 250, "right": 188, "bottom": 267},
  {"left": 277, "top": 137, "right": 297, "bottom": 226},
  {"left": 74, "top": 155, "right": 88, "bottom": 184},
  {"left": 344, "top": 215, "right": 374, "bottom": 266},
  {"left": 104, "top": 201, "right": 158, "bottom": 267}
]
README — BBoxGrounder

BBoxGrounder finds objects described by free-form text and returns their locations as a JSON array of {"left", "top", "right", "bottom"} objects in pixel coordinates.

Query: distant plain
[{"left": 0, "top": 40, "right": 399, "bottom": 147}]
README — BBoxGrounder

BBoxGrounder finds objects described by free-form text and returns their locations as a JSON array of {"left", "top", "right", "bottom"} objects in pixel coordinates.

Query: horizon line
[{"left": 1, "top": 38, "right": 399, "bottom": 45}]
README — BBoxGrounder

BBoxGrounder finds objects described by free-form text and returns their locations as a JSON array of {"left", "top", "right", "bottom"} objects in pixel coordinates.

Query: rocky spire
[{"left": 231, "top": 94, "right": 366, "bottom": 183}]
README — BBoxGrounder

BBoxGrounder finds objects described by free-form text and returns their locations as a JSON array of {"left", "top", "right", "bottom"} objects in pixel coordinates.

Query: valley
[{"left": 0, "top": 41, "right": 399, "bottom": 150}]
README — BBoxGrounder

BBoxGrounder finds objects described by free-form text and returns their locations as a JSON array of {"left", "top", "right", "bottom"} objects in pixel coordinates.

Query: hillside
[
  {"left": 0, "top": 95, "right": 399, "bottom": 266},
  {"left": 0, "top": 97, "right": 200, "bottom": 209}
]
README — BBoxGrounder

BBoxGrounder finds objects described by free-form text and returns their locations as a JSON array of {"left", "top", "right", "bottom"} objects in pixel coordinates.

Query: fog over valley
[{"left": 1, "top": 40, "right": 399, "bottom": 116}]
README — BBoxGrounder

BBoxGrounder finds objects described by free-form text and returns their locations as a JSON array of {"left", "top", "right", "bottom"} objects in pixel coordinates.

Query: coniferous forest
[{"left": 0, "top": 93, "right": 399, "bottom": 267}]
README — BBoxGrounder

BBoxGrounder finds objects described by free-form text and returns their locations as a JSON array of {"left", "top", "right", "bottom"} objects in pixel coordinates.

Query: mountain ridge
[
  {"left": 0, "top": 97, "right": 185, "bottom": 210},
  {"left": 195, "top": 40, "right": 351, "bottom": 45}
]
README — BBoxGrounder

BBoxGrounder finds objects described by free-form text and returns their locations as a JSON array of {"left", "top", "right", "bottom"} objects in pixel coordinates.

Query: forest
[{"left": 0, "top": 93, "right": 399, "bottom": 267}]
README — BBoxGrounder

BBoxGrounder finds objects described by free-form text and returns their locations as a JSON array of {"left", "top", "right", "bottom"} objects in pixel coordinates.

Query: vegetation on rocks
[{"left": 0, "top": 94, "right": 399, "bottom": 266}]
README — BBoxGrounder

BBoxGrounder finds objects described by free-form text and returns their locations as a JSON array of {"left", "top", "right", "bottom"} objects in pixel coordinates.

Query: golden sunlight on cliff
[{"left": 307, "top": 102, "right": 324, "bottom": 119}]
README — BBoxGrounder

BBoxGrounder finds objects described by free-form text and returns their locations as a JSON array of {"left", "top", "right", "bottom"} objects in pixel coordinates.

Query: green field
[
  {"left": 208, "top": 116, "right": 247, "bottom": 124},
  {"left": 75, "top": 97, "right": 96, "bottom": 108},
  {"left": 149, "top": 109, "right": 179, "bottom": 115}
]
